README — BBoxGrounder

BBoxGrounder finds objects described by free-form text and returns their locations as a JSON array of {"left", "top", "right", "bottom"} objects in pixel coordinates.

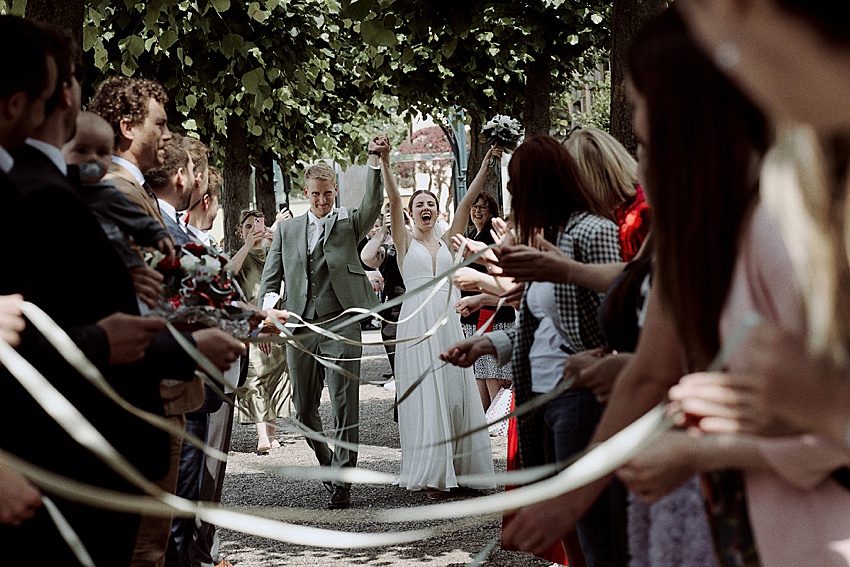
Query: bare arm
[
  {"left": 453, "top": 267, "right": 512, "bottom": 296},
  {"left": 503, "top": 286, "right": 685, "bottom": 554},
  {"left": 616, "top": 430, "right": 766, "bottom": 504},
  {"left": 382, "top": 157, "right": 410, "bottom": 264},
  {"left": 360, "top": 219, "right": 388, "bottom": 269},
  {"left": 443, "top": 146, "right": 501, "bottom": 246},
  {"left": 496, "top": 234, "right": 626, "bottom": 293},
  {"left": 226, "top": 230, "right": 269, "bottom": 274}
]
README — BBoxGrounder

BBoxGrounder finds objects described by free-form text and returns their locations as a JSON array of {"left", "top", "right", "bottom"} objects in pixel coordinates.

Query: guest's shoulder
[
  {"left": 105, "top": 163, "right": 137, "bottom": 187},
  {"left": 568, "top": 211, "right": 618, "bottom": 238}
]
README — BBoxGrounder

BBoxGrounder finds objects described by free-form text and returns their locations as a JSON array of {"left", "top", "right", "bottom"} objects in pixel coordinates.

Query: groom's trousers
[{"left": 287, "top": 313, "right": 361, "bottom": 488}]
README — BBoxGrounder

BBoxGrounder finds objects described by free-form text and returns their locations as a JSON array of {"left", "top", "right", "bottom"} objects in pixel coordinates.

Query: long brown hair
[
  {"left": 629, "top": 8, "right": 770, "bottom": 369},
  {"left": 508, "top": 135, "right": 610, "bottom": 245}
]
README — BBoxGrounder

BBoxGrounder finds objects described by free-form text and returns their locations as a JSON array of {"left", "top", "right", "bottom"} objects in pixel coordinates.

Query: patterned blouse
[{"left": 494, "top": 211, "right": 622, "bottom": 469}]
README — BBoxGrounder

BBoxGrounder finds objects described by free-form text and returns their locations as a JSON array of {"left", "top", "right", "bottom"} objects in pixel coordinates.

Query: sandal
[{"left": 426, "top": 489, "right": 447, "bottom": 500}]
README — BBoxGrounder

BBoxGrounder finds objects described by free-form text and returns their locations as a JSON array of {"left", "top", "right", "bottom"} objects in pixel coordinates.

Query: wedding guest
[
  {"left": 360, "top": 203, "right": 409, "bottom": 390},
  {"left": 455, "top": 192, "right": 514, "bottom": 411},
  {"left": 0, "top": 15, "right": 53, "bottom": 534},
  {"left": 181, "top": 135, "right": 210, "bottom": 220},
  {"left": 0, "top": 19, "right": 244, "bottom": 565},
  {"left": 184, "top": 165, "right": 221, "bottom": 239},
  {"left": 442, "top": 136, "right": 622, "bottom": 567},
  {"left": 64, "top": 111, "right": 174, "bottom": 267},
  {"left": 90, "top": 76, "right": 172, "bottom": 230},
  {"left": 146, "top": 134, "right": 199, "bottom": 245},
  {"left": 90, "top": 76, "right": 208, "bottom": 567},
  {"left": 499, "top": 8, "right": 770, "bottom": 565},
  {"left": 668, "top": 0, "right": 850, "bottom": 447},
  {"left": 258, "top": 139, "right": 386, "bottom": 509},
  {"left": 231, "top": 209, "right": 293, "bottom": 454},
  {"left": 174, "top": 166, "right": 237, "bottom": 567},
  {"left": 495, "top": 127, "right": 648, "bottom": 296},
  {"left": 563, "top": 126, "right": 650, "bottom": 262}
]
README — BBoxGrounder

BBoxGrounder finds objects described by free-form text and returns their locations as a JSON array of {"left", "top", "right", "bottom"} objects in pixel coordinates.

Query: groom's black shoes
[{"left": 328, "top": 486, "right": 351, "bottom": 509}]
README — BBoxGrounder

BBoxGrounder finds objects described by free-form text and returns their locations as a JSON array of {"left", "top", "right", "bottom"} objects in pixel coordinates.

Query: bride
[{"left": 383, "top": 139, "right": 501, "bottom": 498}]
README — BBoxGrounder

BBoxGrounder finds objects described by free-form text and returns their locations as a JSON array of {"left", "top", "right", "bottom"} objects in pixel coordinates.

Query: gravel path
[{"left": 217, "top": 330, "right": 552, "bottom": 567}]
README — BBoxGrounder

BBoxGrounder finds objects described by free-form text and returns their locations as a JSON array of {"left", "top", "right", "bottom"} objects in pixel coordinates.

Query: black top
[
  {"left": 459, "top": 220, "right": 515, "bottom": 326},
  {"left": 379, "top": 241, "right": 405, "bottom": 300},
  {"left": 598, "top": 254, "right": 653, "bottom": 353}
]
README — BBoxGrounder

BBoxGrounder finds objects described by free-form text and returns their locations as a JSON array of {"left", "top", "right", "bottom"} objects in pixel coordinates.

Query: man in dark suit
[
  {"left": 258, "top": 139, "right": 386, "bottom": 509},
  {"left": 0, "top": 21, "right": 245, "bottom": 565},
  {"left": 0, "top": 12, "right": 57, "bottom": 534}
]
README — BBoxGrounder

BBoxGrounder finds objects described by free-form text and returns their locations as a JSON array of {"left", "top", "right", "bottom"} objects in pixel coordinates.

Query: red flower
[
  {"left": 158, "top": 255, "right": 182, "bottom": 272},
  {"left": 181, "top": 243, "right": 208, "bottom": 257}
]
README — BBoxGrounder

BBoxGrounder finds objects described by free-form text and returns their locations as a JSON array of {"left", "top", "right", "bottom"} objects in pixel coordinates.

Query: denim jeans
[{"left": 543, "top": 388, "right": 613, "bottom": 567}]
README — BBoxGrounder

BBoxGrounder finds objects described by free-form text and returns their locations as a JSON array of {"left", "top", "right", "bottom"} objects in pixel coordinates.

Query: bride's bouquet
[
  {"left": 145, "top": 243, "right": 255, "bottom": 337},
  {"left": 481, "top": 114, "right": 523, "bottom": 171}
]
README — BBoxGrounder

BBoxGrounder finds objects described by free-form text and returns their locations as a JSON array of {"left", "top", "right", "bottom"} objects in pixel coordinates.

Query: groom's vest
[{"left": 303, "top": 240, "right": 343, "bottom": 319}]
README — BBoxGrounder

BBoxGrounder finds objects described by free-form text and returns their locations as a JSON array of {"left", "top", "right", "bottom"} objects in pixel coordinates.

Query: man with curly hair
[
  {"left": 90, "top": 77, "right": 207, "bottom": 567},
  {"left": 89, "top": 76, "right": 172, "bottom": 228}
]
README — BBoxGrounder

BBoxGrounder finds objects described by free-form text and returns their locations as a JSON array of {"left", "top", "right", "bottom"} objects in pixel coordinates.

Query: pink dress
[{"left": 722, "top": 203, "right": 850, "bottom": 567}]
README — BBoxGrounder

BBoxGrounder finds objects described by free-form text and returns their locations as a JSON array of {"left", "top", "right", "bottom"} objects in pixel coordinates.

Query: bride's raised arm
[
  {"left": 380, "top": 141, "right": 410, "bottom": 263},
  {"left": 442, "top": 146, "right": 502, "bottom": 246}
]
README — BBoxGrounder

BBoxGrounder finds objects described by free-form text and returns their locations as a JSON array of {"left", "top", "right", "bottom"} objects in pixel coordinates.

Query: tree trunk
[
  {"left": 523, "top": 47, "right": 551, "bottom": 137},
  {"left": 610, "top": 0, "right": 667, "bottom": 156},
  {"left": 255, "top": 149, "right": 277, "bottom": 225},
  {"left": 25, "top": 0, "right": 84, "bottom": 57},
  {"left": 223, "top": 115, "right": 251, "bottom": 254}
]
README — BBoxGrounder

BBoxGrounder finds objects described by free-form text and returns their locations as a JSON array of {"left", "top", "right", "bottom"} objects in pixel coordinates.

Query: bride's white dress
[{"left": 395, "top": 238, "right": 495, "bottom": 491}]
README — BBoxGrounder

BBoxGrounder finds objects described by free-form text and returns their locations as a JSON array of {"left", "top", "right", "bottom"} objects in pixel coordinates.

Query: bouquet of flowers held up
[
  {"left": 481, "top": 114, "right": 523, "bottom": 172},
  {"left": 145, "top": 243, "right": 255, "bottom": 337}
]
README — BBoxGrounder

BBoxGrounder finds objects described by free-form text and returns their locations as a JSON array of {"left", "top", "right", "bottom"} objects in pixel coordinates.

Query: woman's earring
[{"left": 714, "top": 42, "right": 741, "bottom": 70}]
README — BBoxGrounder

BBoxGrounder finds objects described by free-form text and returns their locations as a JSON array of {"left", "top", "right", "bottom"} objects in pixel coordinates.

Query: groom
[{"left": 258, "top": 135, "right": 387, "bottom": 509}]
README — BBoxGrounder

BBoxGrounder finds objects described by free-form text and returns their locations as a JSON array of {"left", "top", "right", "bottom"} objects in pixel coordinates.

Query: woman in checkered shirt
[{"left": 442, "top": 135, "right": 623, "bottom": 567}]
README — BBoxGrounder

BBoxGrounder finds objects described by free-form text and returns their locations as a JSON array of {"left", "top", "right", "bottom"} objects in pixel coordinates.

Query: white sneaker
[{"left": 383, "top": 379, "right": 396, "bottom": 392}]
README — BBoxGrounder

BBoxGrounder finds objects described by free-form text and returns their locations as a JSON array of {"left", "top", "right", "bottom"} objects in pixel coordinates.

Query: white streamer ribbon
[{"left": 42, "top": 496, "right": 95, "bottom": 567}]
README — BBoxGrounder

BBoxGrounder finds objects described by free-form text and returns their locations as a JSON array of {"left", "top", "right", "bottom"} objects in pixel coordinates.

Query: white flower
[
  {"left": 481, "top": 114, "right": 523, "bottom": 144},
  {"left": 200, "top": 255, "right": 222, "bottom": 273},
  {"left": 180, "top": 254, "right": 201, "bottom": 272}
]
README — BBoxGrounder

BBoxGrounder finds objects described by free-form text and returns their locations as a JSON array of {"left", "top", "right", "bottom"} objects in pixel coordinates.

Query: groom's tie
[{"left": 309, "top": 218, "right": 325, "bottom": 253}]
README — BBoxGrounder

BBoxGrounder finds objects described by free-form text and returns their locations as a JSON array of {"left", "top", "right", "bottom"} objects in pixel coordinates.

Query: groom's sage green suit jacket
[{"left": 258, "top": 167, "right": 383, "bottom": 316}]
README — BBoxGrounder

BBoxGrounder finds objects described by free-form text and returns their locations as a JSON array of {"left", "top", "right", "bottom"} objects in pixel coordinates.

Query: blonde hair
[
  {"left": 761, "top": 125, "right": 850, "bottom": 366},
  {"left": 563, "top": 127, "right": 638, "bottom": 212},
  {"left": 305, "top": 162, "right": 336, "bottom": 181}
]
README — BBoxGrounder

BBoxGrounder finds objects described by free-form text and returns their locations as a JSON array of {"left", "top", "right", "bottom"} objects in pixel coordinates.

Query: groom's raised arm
[{"left": 354, "top": 135, "right": 389, "bottom": 242}]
